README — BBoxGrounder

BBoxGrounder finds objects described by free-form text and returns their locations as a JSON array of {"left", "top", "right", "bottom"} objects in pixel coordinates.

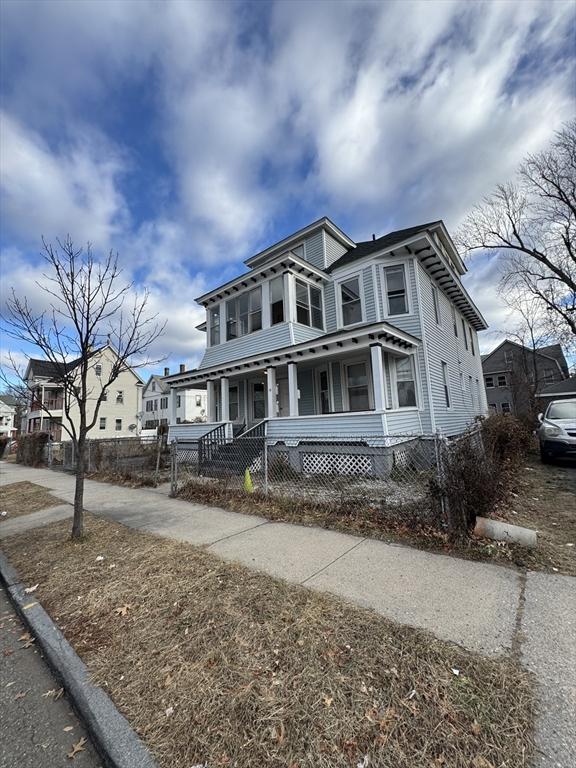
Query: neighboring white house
[
  {"left": 165, "top": 217, "right": 488, "bottom": 443},
  {"left": 23, "top": 346, "right": 143, "bottom": 441},
  {"left": 142, "top": 368, "right": 206, "bottom": 428},
  {"left": 0, "top": 395, "right": 18, "bottom": 437}
]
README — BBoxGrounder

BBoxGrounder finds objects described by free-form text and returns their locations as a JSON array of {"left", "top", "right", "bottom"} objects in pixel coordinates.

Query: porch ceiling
[{"left": 166, "top": 321, "right": 419, "bottom": 387}]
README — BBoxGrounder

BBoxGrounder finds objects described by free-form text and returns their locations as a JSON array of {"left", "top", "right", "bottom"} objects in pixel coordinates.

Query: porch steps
[{"left": 199, "top": 434, "right": 264, "bottom": 478}]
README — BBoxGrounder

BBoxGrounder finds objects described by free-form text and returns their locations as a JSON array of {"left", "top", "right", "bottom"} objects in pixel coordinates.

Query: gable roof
[
  {"left": 143, "top": 375, "right": 169, "bottom": 395},
  {"left": 0, "top": 395, "right": 17, "bottom": 407},
  {"left": 26, "top": 357, "right": 83, "bottom": 381},
  {"left": 327, "top": 221, "right": 442, "bottom": 273},
  {"left": 536, "top": 375, "right": 576, "bottom": 397},
  {"left": 481, "top": 339, "right": 567, "bottom": 373}
]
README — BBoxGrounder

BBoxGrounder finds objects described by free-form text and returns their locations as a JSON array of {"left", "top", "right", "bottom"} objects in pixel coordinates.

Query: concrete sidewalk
[{"left": 1, "top": 461, "right": 575, "bottom": 765}]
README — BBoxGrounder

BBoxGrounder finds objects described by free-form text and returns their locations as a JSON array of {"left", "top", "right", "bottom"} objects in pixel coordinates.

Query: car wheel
[{"left": 540, "top": 443, "right": 551, "bottom": 464}]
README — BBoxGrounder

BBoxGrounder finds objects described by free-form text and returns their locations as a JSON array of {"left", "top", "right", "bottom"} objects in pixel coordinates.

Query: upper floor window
[
  {"left": 396, "top": 357, "right": 416, "bottom": 408},
  {"left": 431, "top": 284, "right": 441, "bottom": 325},
  {"left": 485, "top": 376, "right": 494, "bottom": 388},
  {"left": 451, "top": 305, "right": 458, "bottom": 337},
  {"left": 160, "top": 397, "right": 168, "bottom": 409},
  {"left": 116, "top": 390, "right": 124, "bottom": 404},
  {"left": 209, "top": 306, "right": 220, "bottom": 346},
  {"left": 383, "top": 265, "right": 408, "bottom": 315},
  {"left": 151, "top": 381, "right": 156, "bottom": 391},
  {"left": 226, "top": 287, "right": 262, "bottom": 340},
  {"left": 462, "top": 319, "right": 468, "bottom": 350},
  {"left": 95, "top": 364, "right": 102, "bottom": 377},
  {"left": 195, "top": 395, "right": 202, "bottom": 407},
  {"left": 295, "top": 280, "right": 323, "bottom": 329},
  {"left": 177, "top": 395, "right": 181, "bottom": 407},
  {"left": 497, "top": 374, "right": 507, "bottom": 387},
  {"left": 99, "top": 417, "right": 106, "bottom": 430},
  {"left": 270, "top": 276, "right": 284, "bottom": 325},
  {"left": 469, "top": 327, "right": 475, "bottom": 355},
  {"left": 115, "top": 418, "right": 122, "bottom": 431},
  {"left": 441, "top": 361, "right": 451, "bottom": 407},
  {"left": 543, "top": 367, "right": 555, "bottom": 383},
  {"left": 340, "top": 277, "right": 363, "bottom": 326}
]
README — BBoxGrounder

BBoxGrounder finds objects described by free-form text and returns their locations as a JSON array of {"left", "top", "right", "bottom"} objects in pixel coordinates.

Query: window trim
[
  {"left": 115, "top": 418, "right": 122, "bottom": 432},
  {"left": 392, "top": 355, "right": 418, "bottom": 409},
  {"left": 342, "top": 357, "right": 374, "bottom": 412},
  {"left": 294, "top": 277, "right": 324, "bottom": 330},
  {"left": 431, "top": 283, "right": 442, "bottom": 327},
  {"left": 497, "top": 374, "right": 507, "bottom": 388},
  {"left": 336, "top": 272, "right": 365, "bottom": 328},
  {"left": 99, "top": 417, "right": 106, "bottom": 430},
  {"left": 441, "top": 361, "right": 451, "bottom": 409},
  {"left": 226, "top": 285, "right": 263, "bottom": 341},
  {"left": 380, "top": 262, "right": 411, "bottom": 318},
  {"left": 209, "top": 305, "right": 221, "bottom": 346},
  {"left": 451, "top": 305, "right": 458, "bottom": 337},
  {"left": 485, "top": 376, "right": 494, "bottom": 388},
  {"left": 269, "top": 275, "right": 285, "bottom": 326},
  {"left": 461, "top": 318, "right": 468, "bottom": 350}
]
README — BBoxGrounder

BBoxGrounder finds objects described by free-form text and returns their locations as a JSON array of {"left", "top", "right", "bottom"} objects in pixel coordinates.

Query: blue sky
[{"left": 1, "top": 0, "right": 575, "bottom": 378}]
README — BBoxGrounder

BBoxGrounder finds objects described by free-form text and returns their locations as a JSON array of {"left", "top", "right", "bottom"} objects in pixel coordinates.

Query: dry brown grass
[
  {"left": 2, "top": 515, "right": 533, "bottom": 768},
  {"left": 0, "top": 481, "right": 64, "bottom": 521}
]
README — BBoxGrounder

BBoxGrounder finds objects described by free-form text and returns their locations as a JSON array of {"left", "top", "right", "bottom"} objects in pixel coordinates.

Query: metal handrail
[
  {"left": 198, "top": 423, "right": 228, "bottom": 468},
  {"left": 239, "top": 419, "right": 267, "bottom": 439}
]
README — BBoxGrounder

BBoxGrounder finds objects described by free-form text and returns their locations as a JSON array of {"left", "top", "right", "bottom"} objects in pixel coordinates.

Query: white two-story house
[
  {"left": 165, "top": 217, "right": 488, "bottom": 443},
  {"left": 142, "top": 368, "right": 206, "bottom": 428}
]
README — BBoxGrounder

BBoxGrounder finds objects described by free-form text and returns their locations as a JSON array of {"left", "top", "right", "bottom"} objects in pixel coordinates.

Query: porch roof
[{"left": 165, "top": 321, "right": 420, "bottom": 388}]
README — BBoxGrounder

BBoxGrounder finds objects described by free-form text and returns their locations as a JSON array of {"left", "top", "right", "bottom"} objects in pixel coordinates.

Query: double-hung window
[
  {"left": 497, "top": 374, "right": 507, "bottom": 387},
  {"left": 346, "top": 362, "right": 370, "bottom": 411},
  {"left": 485, "top": 376, "right": 494, "bottom": 388},
  {"left": 469, "top": 327, "right": 475, "bottom": 355},
  {"left": 295, "top": 280, "right": 323, "bottom": 329},
  {"left": 160, "top": 397, "right": 168, "bottom": 409},
  {"left": 395, "top": 357, "right": 416, "bottom": 407},
  {"left": 115, "top": 418, "right": 122, "bottom": 431},
  {"left": 441, "top": 362, "right": 451, "bottom": 407},
  {"left": 270, "top": 276, "right": 284, "bottom": 325},
  {"left": 340, "top": 277, "right": 362, "bottom": 326},
  {"left": 99, "top": 417, "right": 106, "bottom": 430},
  {"left": 431, "top": 284, "right": 441, "bottom": 325},
  {"left": 462, "top": 319, "right": 468, "bottom": 349},
  {"left": 195, "top": 395, "right": 202, "bottom": 407},
  {"left": 226, "top": 287, "right": 262, "bottom": 340},
  {"left": 209, "top": 306, "right": 220, "bottom": 346},
  {"left": 451, "top": 305, "right": 458, "bottom": 336},
  {"left": 383, "top": 265, "right": 408, "bottom": 315}
]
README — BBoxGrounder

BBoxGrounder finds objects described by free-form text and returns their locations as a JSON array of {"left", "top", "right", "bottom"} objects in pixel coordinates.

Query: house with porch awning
[{"left": 165, "top": 217, "right": 488, "bottom": 444}]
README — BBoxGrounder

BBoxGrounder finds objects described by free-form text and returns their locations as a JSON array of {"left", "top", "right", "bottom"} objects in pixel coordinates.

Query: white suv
[{"left": 537, "top": 398, "right": 576, "bottom": 463}]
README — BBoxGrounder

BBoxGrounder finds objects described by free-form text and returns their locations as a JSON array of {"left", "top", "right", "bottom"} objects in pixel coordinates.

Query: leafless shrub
[{"left": 16, "top": 432, "right": 50, "bottom": 466}]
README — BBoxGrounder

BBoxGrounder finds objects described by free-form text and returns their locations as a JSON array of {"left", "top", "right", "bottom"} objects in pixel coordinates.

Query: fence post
[
  {"left": 170, "top": 440, "right": 178, "bottom": 496},
  {"left": 263, "top": 437, "right": 269, "bottom": 496},
  {"left": 434, "top": 433, "right": 449, "bottom": 528}
]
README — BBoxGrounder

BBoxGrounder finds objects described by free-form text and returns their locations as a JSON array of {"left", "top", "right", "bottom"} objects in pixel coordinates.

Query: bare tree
[
  {"left": 2, "top": 237, "right": 165, "bottom": 539},
  {"left": 458, "top": 120, "right": 576, "bottom": 339}
]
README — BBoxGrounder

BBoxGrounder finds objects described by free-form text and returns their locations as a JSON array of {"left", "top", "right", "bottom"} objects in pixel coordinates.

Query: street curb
[{"left": 0, "top": 548, "right": 158, "bottom": 768}]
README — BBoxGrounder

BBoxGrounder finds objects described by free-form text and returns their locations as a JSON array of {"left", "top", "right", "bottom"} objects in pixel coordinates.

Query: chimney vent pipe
[
  {"left": 179, "top": 364, "right": 185, "bottom": 373},
  {"left": 164, "top": 367, "right": 169, "bottom": 376}
]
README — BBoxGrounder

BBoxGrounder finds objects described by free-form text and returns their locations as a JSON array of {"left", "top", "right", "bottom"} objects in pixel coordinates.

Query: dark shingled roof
[
  {"left": 0, "top": 394, "right": 17, "bottom": 406},
  {"left": 327, "top": 221, "right": 442, "bottom": 273},
  {"left": 28, "top": 357, "right": 82, "bottom": 381},
  {"left": 539, "top": 344, "right": 569, "bottom": 376},
  {"left": 537, "top": 375, "right": 576, "bottom": 397}
]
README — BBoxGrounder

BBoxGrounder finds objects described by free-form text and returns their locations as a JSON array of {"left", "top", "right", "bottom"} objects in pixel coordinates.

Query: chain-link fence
[{"left": 45, "top": 437, "right": 165, "bottom": 476}]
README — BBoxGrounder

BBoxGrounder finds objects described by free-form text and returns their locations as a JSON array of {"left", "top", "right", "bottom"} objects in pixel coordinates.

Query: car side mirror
[{"left": 537, "top": 413, "right": 543, "bottom": 422}]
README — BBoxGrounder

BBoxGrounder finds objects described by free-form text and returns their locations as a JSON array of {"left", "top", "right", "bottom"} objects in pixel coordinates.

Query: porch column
[
  {"left": 220, "top": 377, "right": 230, "bottom": 422},
  {"left": 370, "top": 344, "right": 386, "bottom": 412},
  {"left": 169, "top": 387, "right": 178, "bottom": 425},
  {"left": 266, "top": 367, "right": 277, "bottom": 418},
  {"left": 284, "top": 272, "right": 296, "bottom": 323},
  {"left": 287, "top": 362, "right": 299, "bottom": 416},
  {"left": 206, "top": 380, "right": 216, "bottom": 422}
]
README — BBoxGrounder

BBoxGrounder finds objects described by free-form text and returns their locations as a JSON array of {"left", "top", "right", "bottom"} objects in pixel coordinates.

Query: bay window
[
  {"left": 226, "top": 286, "right": 262, "bottom": 340},
  {"left": 295, "top": 279, "right": 323, "bottom": 329},
  {"left": 395, "top": 357, "right": 416, "bottom": 407},
  {"left": 270, "top": 276, "right": 284, "bottom": 325},
  {"left": 209, "top": 306, "right": 220, "bottom": 346},
  {"left": 340, "top": 277, "right": 362, "bottom": 325},
  {"left": 383, "top": 265, "right": 408, "bottom": 315}
]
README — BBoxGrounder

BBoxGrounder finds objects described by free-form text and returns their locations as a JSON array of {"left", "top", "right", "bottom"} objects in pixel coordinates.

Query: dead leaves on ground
[
  {"left": 114, "top": 604, "right": 132, "bottom": 617},
  {"left": 67, "top": 736, "right": 87, "bottom": 759}
]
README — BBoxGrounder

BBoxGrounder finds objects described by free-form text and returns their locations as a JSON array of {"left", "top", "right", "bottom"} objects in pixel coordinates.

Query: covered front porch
[{"left": 167, "top": 322, "right": 424, "bottom": 443}]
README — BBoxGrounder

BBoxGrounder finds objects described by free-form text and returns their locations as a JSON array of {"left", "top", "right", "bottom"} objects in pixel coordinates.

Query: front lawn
[
  {"left": 0, "top": 481, "right": 65, "bottom": 522},
  {"left": 2, "top": 515, "right": 533, "bottom": 768}
]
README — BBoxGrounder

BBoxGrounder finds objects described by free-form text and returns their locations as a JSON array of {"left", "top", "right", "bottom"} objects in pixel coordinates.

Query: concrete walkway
[{"left": 1, "top": 462, "right": 575, "bottom": 766}]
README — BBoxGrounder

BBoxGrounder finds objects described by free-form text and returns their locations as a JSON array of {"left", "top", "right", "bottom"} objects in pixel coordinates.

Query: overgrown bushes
[
  {"left": 0, "top": 436, "right": 9, "bottom": 458},
  {"left": 16, "top": 432, "right": 50, "bottom": 466},
  {"left": 436, "top": 415, "right": 532, "bottom": 539}
]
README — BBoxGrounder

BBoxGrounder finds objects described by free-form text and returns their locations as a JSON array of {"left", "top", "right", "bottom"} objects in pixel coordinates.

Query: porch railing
[{"left": 198, "top": 423, "right": 229, "bottom": 469}]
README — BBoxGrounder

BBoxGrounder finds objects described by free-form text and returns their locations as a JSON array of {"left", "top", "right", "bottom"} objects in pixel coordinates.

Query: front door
[
  {"left": 316, "top": 367, "right": 331, "bottom": 414},
  {"left": 250, "top": 381, "right": 266, "bottom": 423},
  {"left": 277, "top": 377, "right": 289, "bottom": 416}
]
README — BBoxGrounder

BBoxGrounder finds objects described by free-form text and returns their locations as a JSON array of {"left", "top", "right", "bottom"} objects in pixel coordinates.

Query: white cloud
[{"left": 0, "top": 112, "right": 128, "bottom": 248}]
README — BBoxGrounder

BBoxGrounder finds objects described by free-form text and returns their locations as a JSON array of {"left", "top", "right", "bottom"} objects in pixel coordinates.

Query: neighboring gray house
[
  {"left": 536, "top": 374, "right": 576, "bottom": 412},
  {"left": 481, "top": 340, "right": 569, "bottom": 419},
  {"left": 165, "top": 217, "right": 488, "bottom": 443},
  {"left": 142, "top": 369, "right": 206, "bottom": 428}
]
